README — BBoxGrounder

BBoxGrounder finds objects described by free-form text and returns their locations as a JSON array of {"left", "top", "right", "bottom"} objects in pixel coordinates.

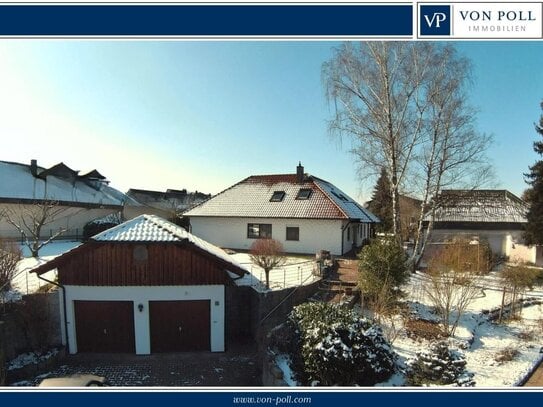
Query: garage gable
[{"left": 31, "top": 215, "right": 248, "bottom": 286}]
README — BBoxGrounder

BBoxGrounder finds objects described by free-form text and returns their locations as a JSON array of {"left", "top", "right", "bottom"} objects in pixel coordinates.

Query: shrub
[
  {"left": 82, "top": 214, "right": 122, "bottom": 241},
  {"left": 407, "top": 341, "right": 475, "bottom": 386},
  {"left": 517, "top": 329, "right": 536, "bottom": 342},
  {"left": 495, "top": 346, "right": 520, "bottom": 364},
  {"left": 289, "top": 302, "right": 396, "bottom": 386},
  {"left": 358, "top": 237, "right": 408, "bottom": 317},
  {"left": 14, "top": 294, "right": 56, "bottom": 353},
  {"left": 0, "top": 239, "right": 22, "bottom": 292},
  {"left": 404, "top": 318, "right": 446, "bottom": 341}
]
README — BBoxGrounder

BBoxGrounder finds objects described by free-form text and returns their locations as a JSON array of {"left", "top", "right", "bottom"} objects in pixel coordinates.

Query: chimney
[
  {"left": 30, "top": 159, "right": 38, "bottom": 177},
  {"left": 296, "top": 162, "right": 304, "bottom": 184}
]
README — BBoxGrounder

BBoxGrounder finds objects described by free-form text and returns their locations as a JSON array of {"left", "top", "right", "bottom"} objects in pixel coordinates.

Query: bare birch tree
[
  {"left": 410, "top": 45, "right": 493, "bottom": 263},
  {"left": 323, "top": 42, "right": 435, "bottom": 239},
  {"left": 2, "top": 200, "right": 69, "bottom": 258},
  {"left": 323, "top": 42, "right": 492, "bottom": 246}
]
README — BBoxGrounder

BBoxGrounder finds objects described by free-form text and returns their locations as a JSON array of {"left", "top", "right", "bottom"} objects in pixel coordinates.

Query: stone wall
[{"left": 225, "top": 280, "right": 320, "bottom": 349}]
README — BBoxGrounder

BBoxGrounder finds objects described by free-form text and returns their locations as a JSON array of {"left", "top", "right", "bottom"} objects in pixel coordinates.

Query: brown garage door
[
  {"left": 74, "top": 301, "right": 135, "bottom": 353},
  {"left": 149, "top": 300, "right": 210, "bottom": 352}
]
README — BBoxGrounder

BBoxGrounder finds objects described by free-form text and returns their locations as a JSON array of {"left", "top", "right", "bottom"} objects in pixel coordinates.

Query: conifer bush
[
  {"left": 289, "top": 302, "right": 396, "bottom": 386},
  {"left": 406, "top": 341, "right": 475, "bottom": 386}
]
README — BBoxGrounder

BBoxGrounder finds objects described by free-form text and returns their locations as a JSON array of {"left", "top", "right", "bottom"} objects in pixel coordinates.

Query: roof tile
[
  {"left": 185, "top": 174, "right": 380, "bottom": 222},
  {"left": 92, "top": 214, "right": 248, "bottom": 273}
]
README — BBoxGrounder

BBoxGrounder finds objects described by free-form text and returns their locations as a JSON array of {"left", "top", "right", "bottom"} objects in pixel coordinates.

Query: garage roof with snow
[{"left": 31, "top": 214, "right": 248, "bottom": 278}]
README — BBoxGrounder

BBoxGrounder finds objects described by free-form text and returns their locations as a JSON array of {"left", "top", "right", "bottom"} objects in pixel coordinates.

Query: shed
[{"left": 31, "top": 214, "right": 248, "bottom": 354}]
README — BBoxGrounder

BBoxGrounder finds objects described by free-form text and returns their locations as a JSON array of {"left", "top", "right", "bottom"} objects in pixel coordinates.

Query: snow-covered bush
[
  {"left": 406, "top": 341, "right": 475, "bottom": 386},
  {"left": 82, "top": 213, "right": 122, "bottom": 240},
  {"left": 289, "top": 302, "right": 396, "bottom": 386}
]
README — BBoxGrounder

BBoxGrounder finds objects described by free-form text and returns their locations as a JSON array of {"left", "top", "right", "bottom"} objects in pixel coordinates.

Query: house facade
[
  {"left": 0, "top": 159, "right": 140, "bottom": 240},
  {"left": 30, "top": 215, "right": 248, "bottom": 354},
  {"left": 423, "top": 189, "right": 542, "bottom": 266},
  {"left": 185, "top": 164, "right": 380, "bottom": 256}
]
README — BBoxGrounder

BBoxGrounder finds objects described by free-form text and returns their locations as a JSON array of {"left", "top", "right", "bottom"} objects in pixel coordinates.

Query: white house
[
  {"left": 0, "top": 159, "right": 140, "bottom": 240},
  {"left": 185, "top": 164, "right": 380, "bottom": 256},
  {"left": 422, "top": 189, "right": 542, "bottom": 266}
]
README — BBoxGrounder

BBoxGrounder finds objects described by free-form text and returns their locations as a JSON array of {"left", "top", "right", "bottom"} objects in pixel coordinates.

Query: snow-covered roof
[
  {"left": 0, "top": 160, "right": 137, "bottom": 207},
  {"left": 185, "top": 173, "right": 380, "bottom": 222},
  {"left": 92, "top": 214, "right": 249, "bottom": 273},
  {"left": 426, "top": 190, "right": 528, "bottom": 224},
  {"left": 127, "top": 188, "right": 210, "bottom": 213}
]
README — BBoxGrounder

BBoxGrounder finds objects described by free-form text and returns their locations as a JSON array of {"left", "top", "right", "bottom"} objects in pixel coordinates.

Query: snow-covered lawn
[
  {"left": 275, "top": 268, "right": 543, "bottom": 387},
  {"left": 6, "top": 240, "right": 81, "bottom": 296},
  {"left": 230, "top": 253, "right": 320, "bottom": 292},
  {"left": 383, "top": 270, "right": 543, "bottom": 387}
]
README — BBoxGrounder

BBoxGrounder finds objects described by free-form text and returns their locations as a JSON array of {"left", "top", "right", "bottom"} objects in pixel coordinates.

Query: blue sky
[{"left": 0, "top": 41, "right": 541, "bottom": 202}]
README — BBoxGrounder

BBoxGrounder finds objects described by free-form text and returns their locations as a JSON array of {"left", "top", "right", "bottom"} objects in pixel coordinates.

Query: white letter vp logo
[{"left": 424, "top": 12, "right": 447, "bottom": 28}]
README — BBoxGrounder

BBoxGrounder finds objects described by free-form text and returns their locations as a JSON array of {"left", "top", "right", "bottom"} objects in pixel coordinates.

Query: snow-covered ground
[
  {"left": 383, "top": 270, "right": 543, "bottom": 387},
  {"left": 6, "top": 240, "right": 80, "bottom": 296},
  {"left": 275, "top": 268, "right": 543, "bottom": 387},
  {"left": 230, "top": 253, "right": 320, "bottom": 293}
]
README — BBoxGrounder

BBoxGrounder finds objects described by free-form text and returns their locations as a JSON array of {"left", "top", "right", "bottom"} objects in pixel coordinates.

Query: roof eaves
[{"left": 30, "top": 242, "right": 101, "bottom": 275}]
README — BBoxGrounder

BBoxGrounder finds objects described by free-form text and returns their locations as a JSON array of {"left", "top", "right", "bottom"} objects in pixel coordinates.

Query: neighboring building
[
  {"left": 30, "top": 214, "right": 248, "bottom": 354},
  {"left": 0, "top": 159, "right": 139, "bottom": 240},
  {"left": 365, "top": 194, "right": 423, "bottom": 241},
  {"left": 185, "top": 164, "right": 380, "bottom": 256},
  {"left": 125, "top": 188, "right": 211, "bottom": 221},
  {"left": 422, "top": 189, "right": 542, "bottom": 266}
]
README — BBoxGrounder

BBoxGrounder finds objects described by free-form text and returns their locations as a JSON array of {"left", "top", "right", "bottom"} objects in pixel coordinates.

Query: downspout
[{"left": 36, "top": 273, "right": 69, "bottom": 354}]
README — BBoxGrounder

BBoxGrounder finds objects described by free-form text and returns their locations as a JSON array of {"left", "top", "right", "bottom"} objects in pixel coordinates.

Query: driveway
[{"left": 11, "top": 342, "right": 261, "bottom": 387}]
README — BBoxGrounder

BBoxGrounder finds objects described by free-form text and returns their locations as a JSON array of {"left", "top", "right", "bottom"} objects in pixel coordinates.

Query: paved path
[
  {"left": 11, "top": 343, "right": 261, "bottom": 387},
  {"left": 523, "top": 358, "right": 543, "bottom": 387}
]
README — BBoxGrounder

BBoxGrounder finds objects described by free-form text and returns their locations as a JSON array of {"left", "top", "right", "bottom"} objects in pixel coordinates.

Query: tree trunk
[{"left": 265, "top": 268, "right": 270, "bottom": 289}]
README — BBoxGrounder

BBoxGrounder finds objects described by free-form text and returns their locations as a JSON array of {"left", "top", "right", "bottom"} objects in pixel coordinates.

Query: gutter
[{"left": 36, "top": 273, "right": 70, "bottom": 354}]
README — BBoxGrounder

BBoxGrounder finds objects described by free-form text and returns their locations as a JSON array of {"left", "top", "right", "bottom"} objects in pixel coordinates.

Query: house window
[
  {"left": 296, "top": 188, "right": 312, "bottom": 200},
  {"left": 270, "top": 191, "right": 286, "bottom": 202},
  {"left": 347, "top": 226, "right": 351, "bottom": 241},
  {"left": 247, "top": 223, "right": 272, "bottom": 239},
  {"left": 286, "top": 227, "right": 300, "bottom": 241}
]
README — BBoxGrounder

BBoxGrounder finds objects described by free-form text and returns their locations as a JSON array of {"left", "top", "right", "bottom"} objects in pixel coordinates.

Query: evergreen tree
[
  {"left": 524, "top": 101, "right": 543, "bottom": 245},
  {"left": 367, "top": 167, "right": 393, "bottom": 232}
]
